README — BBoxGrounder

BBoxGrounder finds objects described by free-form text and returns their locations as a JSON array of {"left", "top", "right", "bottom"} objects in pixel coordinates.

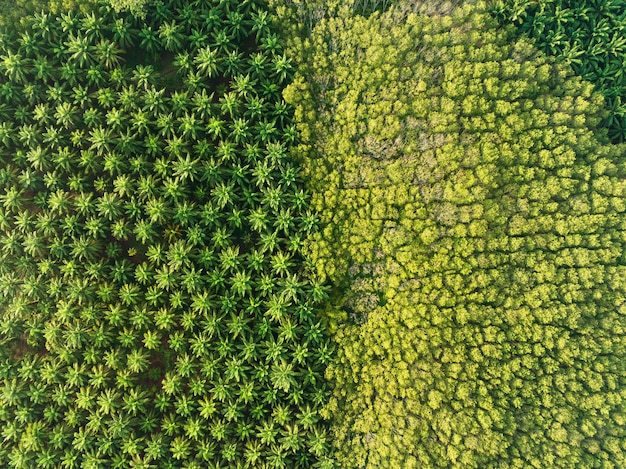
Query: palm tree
[
  {"left": 81, "top": 12, "right": 105, "bottom": 42},
  {"left": 72, "top": 84, "right": 90, "bottom": 108},
  {"left": 104, "top": 152, "right": 127, "bottom": 176},
  {"left": 186, "top": 223, "right": 205, "bottom": 246},
  {"left": 118, "top": 84, "right": 139, "bottom": 110},
  {"left": 109, "top": 67, "right": 128, "bottom": 89},
  {"left": 143, "top": 86, "right": 167, "bottom": 115},
  {"left": 260, "top": 33, "right": 281, "bottom": 54},
  {"left": 207, "top": 117, "right": 225, "bottom": 140},
  {"left": 244, "top": 95, "right": 265, "bottom": 119},
  {"left": 272, "top": 100, "right": 290, "bottom": 125},
  {"left": 124, "top": 197, "right": 142, "bottom": 221},
  {"left": 256, "top": 119, "right": 278, "bottom": 143},
  {"left": 105, "top": 107, "right": 125, "bottom": 131},
  {"left": 89, "top": 126, "right": 112, "bottom": 155},
  {"left": 126, "top": 349, "right": 150, "bottom": 374},
  {"left": 58, "top": 11, "right": 79, "bottom": 34},
  {"left": 223, "top": 49, "right": 243, "bottom": 76},
  {"left": 158, "top": 21, "right": 184, "bottom": 52},
  {"left": 97, "top": 387, "right": 120, "bottom": 415},
  {"left": 220, "top": 91, "right": 239, "bottom": 118},
  {"left": 36, "top": 448, "right": 58, "bottom": 468},
  {"left": 58, "top": 61, "right": 79, "bottom": 86},
  {"left": 261, "top": 185, "right": 284, "bottom": 211},
  {"left": 251, "top": 8, "right": 270, "bottom": 40},
  {"left": 32, "top": 55, "right": 53, "bottom": 82},
  {"left": 247, "top": 52, "right": 268, "bottom": 77},
  {"left": 138, "top": 27, "right": 160, "bottom": 55},
  {"left": 231, "top": 270, "right": 252, "bottom": 297},
  {"left": 156, "top": 112, "right": 175, "bottom": 137},
  {"left": 212, "top": 181, "right": 235, "bottom": 209},
  {"left": 282, "top": 124, "right": 298, "bottom": 144},
  {"left": 132, "top": 64, "right": 155, "bottom": 90},
  {"left": 232, "top": 74, "right": 255, "bottom": 99},
  {"left": 192, "top": 88, "right": 213, "bottom": 119},
  {"left": 54, "top": 102, "right": 76, "bottom": 129},
  {"left": 217, "top": 140, "right": 237, "bottom": 161},
  {"left": 96, "top": 192, "right": 122, "bottom": 221},
  {"left": 272, "top": 53, "right": 293, "bottom": 82},
  {"left": 188, "top": 28, "right": 208, "bottom": 49},
  {"left": 194, "top": 46, "right": 220, "bottom": 77},
  {"left": 30, "top": 11, "right": 55, "bottom": 42},
  {"left": 94, "top": 39, "right": 123, "bottom": 70},
  {"left": 116, "top": 129, "right": 141, "bottom": 154},
  {"left": 187, "top": 68, "right": 207, "bottom": 92},
  {"left": 25, "top": 145, "right": 49, "bottom": 172},
  {"left": 274, "top": 208, "right": 293, "bottom": 233},
  {"left": 44, "top": 82, "right": 65, "bottom": 104},
  {"left": 225, "top": 9, "right": 245, "bottom": 41},
  {"left": 173, "top": 50, "right": 192, "bottom": 75},
  {"left": 171, "top": 89, "right": 190, "bottom": 115},
  {"left": 145, "top": 196, "right": 170, "bottom": 224},
  {"left": 82, "top": 107, "right": 102, "bottom": 127},
  {"left": 163, "top": 135, "right": 185, "bottom": 158},
  {"left": 136, "top": 174, "right": 158, "bottom": 201},
  {"left": 70, "top": 235, "right": 99, "bottom": 261},
  {"left": 113, "top": 174, "right": 133, "bottom": 197},
  {"left": 172, "top": 153, "right": 200, "bottom": 182},
  {"left": 278, "top": 162, "right": 298, "bottom": 189},
  {"left": 130, "top": 109, "right": 150, "bottom": 135},
  {"left": 261, "top": 79, "right": 280, "bottom": 100},
  {"left": 178, "top": 111, "right": 201, "bottom": 139},
  {"left": 163, "top": 177, "right": 185, "bottom": 201},
  {"left": 49, "top": 38, "right": 67, "bottom": 63},
  {"left": 299, "top": 210, "right": 318, "bottom": 233},
  {"left": 211, "top": 29, "right": 233, "bottom": 52},
  {"left": 154, "top": 264, "right": 178, "bottom": 291},
  {"left": 65, "top": 32, "right": 95, "bottom": 68},
  {"left": 112, "top": 18, "right": 136, "bottom": 48},
  {"left": 0, "top": 121, "right": 15, "bottom": 148},
  {"left": 33, "top": 103, "right": 51, "bottom": 126},
  {"left": 270, "top": 252, "right": 293, "bottom": 277},
  {"left": 0, "top": 50, "right": 28, "bottom": 83}
]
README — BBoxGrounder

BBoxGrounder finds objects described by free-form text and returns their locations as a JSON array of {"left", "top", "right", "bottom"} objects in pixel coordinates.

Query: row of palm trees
[{"left": 0, "top": 0, "right": 336, "bottom": 467}]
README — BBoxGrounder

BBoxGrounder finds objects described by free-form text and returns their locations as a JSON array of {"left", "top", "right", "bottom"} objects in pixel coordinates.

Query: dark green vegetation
[
  {"left": 0, "top": 1, "right": 335, "bottom": 467},
  {"left": 280, "top": 1, "right": 626, "bottom": 467},
  {"left": 488, "top": 0, "right": 626, "bottom": 142}
]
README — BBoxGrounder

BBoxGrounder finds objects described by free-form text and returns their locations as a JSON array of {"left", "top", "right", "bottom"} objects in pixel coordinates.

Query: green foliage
[
  {"left": 488, "top": 0, "right": 626, "bottom": 143},
  {"left": 0, "top": 1, "right": 335, "bottom": 467},
  {"left": 107, "top": 0, "right": 147, "bottom": 17},
  {"left": 282, "top": 0, "right": 626, "bottom": 467},
  {"left": 0, "top": 0, "right": 98, "bottom": 32}
]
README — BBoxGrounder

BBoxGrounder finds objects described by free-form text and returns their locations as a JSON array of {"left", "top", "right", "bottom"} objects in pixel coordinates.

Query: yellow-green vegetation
[{"left": 282, "top": 1, "right": 626, "bottom": 467}]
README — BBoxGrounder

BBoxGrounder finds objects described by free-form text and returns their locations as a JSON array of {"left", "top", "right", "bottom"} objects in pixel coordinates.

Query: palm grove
[
  {"left": 0, "top": 1, "right": 336, "bottom": 467},
  {"left": 1, "top": 0, "right": 626, "bottom": 468}
]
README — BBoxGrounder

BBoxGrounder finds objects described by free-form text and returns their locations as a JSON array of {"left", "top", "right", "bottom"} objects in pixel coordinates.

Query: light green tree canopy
[{"left": 282, "top": 1, "right": 626, "bottom": 467}]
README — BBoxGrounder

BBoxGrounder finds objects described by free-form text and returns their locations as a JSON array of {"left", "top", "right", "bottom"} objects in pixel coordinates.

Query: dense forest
[{"left": 0, "top": 0, "right": 625, "bottom": 468}]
